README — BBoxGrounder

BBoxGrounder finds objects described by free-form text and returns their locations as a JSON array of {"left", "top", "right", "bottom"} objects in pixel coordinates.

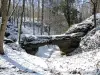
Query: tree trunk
[
  {"left": 18, "top": 0, "right": 25, "bottom": 44},
  {"left": 37, "top": 0, "right": 40, "bottom": 23},
  {"left": 93, "top": 4, "right": 97, "bottom": 27},
  {"left": 23, "top": 0, "right": 26, "bottom": 27},
  {"left": 29, "top": 0, "right": 32, "bottom": 22},
  {"left": 41, "top": 0, "right": 44, "bottom": 35},
  {"left": 32, "top": 0, "right": 35, "bottom": 35},
  {"left": 91, "top": 0, "right": 98, "bottom": 27},
  {"left": 37, "top": 0, "right": 40, "bottom": 33},
  {"left": 0, "top": 0, "right": 8, "bottom": 55}
]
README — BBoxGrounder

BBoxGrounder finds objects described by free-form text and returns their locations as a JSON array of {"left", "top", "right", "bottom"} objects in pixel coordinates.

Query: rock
[
  {"left": 65, "top": 23, "right": 93, "bottom": 35},
  {"left": 4, "top": 38, "right": 14, "bottom": 44},
  {"left": 80, "top": 26, "right": 100, "bottom": 51},
  {"left": 69, "top": 70, "right": 81, "bottom": 74},
  {"left": 20, "top": 42, "right": 39, "bottom": 55},
  {"left": 70, "top": 32, "right": 85, "bottom": 37},
  {"left": 20, "top": 22, "right": 94, "bottom": 55},
  {"left": 5, "top": 32, "right": 10, "bottom": 37},
  {"left": 54, "top": 36, "right": 80, "bottom": 54},
  {"left": 20, "top": 35, "right": 81, "bottom": 55}
]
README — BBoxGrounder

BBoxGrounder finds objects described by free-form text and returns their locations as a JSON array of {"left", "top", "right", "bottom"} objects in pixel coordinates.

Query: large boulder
[
  {"left": 20, "top": 35, "right": 53, "bottom": 55},
  {"left": 53, "top": 35, "right": 81, "bottom": 54},
  {"left": 65, "top": 23, "right": 94, "bottom": 35}
]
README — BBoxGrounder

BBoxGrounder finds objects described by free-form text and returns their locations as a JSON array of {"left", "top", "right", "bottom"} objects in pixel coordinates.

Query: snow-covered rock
[
  {"left": 65, "top": 23, "right": 93, "bottom": 35},
  {"left": 20, "top": 22, "right": 94, "bottom": 55},
  {"left": 6, "top": 22, "right": 18, "bottom": 42},
  {"left": 4, "top": 37, "right": 14, "bottom": 44},
  {"left": 80, "top": 26, "right": 100, "bottom": 51}
]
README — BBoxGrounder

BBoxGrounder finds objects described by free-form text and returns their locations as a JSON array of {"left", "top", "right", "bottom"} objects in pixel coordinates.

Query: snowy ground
[
  {"left": 1, "top": 14, "right": 100, "bottom": 75},
  {"left": 1, "top": 43, "right": 100, "bottom": 75}
]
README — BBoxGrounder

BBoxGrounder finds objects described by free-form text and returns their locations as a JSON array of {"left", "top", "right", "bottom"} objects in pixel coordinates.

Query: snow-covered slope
[
  {"left": 1, "top": 13, "right": 100, "bottom": 75},
  {"left": 1, "top": 42, "right": 100, "bottom": 75},
  {"left": 80, "top": 27, "right": 100, "bottom": 51},
  {"left": 0, "top": 44, "right": 51, "bottom": 75}
]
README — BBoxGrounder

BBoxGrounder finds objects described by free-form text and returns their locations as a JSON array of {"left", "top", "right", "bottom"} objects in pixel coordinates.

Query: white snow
[
  {"left": 0, "top": 44, "right": 51, "bottom": 75},
  {"left": 1, "top": 13, "right": 100, "bottom": 75},
  {"left": 1, "top": 43, "right": 100, "bottom": 75},
  {"left": 36, "top": 45, "right": 59, "bottom": 58},
  {"left": 83, "top": 13, "right": 100, "bottom": 24}
]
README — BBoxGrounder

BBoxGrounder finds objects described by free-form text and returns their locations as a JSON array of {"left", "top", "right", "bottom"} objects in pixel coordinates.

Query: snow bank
[
  {"left": 47, "top": 49, "right": 100, "bottom": 75},
  {"left": 0, "top": 44, "right": 52, "bottom": 75}
]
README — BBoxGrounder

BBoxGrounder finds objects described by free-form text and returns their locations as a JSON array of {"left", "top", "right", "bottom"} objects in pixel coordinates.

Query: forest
[{"left": 0, "top": 0, "right": 100, "bottom": 75}]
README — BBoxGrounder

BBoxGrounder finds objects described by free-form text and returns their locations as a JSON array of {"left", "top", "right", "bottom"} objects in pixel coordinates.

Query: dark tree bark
[
  {"left": 91, "top": 0, "right": 98, "bottom": 27},
  {"left": 0, "top": 0, "right": 8, "bottom": 55}
]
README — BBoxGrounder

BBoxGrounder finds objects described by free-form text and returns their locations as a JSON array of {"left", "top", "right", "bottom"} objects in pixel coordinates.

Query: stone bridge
[{"left": 20, "top": 23, "right": 94, "bottom": 55}]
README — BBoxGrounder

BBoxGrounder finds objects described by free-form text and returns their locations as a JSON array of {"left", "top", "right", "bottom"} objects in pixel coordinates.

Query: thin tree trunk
[
  {"left": 37, "top": 0, "right": 40, "bottom": 33},
  {"left": 18, "top": 0, "right": 25, "bottom": 44},
  {"left": 12, "top": 0, "right": 15, "bottom": 24},
  {"left": 37, "top": 0, "right": 40, "bottom": 23},
  {"left": 27, "top": 0, "right": 29, "bottom": 18},
  {"left": 93, "top": 4, "right": 97, "bottom": 27},
  {"left": 8, "top": 0, "right": 20, "bottom": 21},
  {"left": 7, "top": 0, "right": 11, "bottom": 17},
  {"left": 13, "top": 0, "right": 16, "bottom": 24},
  {"left": 7, "top": 0, "right": 11, "bottom": 22},
  {"left": 41, "top": 0, "right": 44, "bottom": 35},
  {"left": 32, "top": 0, "right": 35, "bottom": 35},
  {"left": 17, "top": 2, "right": 20, "bottom": 27},
  {"left": 66, "top": 0, "right": 71, "bottom": 27},
  {"left": 91, "top": 0, "right": 98, "bottom": 27},
  {"left": 48, "top": 0, "right": 52, "bottom": 35},
  {"left": 48, "top": 11, "right": 51, "bottom": 35},
  {"left": 29, "top": 0, "right": 32, "bottom": 22},
  {"left": 23, "top": 0, "right": 26, "bottom": 27}
]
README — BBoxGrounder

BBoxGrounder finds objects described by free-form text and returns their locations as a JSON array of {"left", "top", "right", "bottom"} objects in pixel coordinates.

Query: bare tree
[
  {"left": 29, "top": 0, "right": 32, "bottom": 21},
  {"left": 37, "top": 0, "right": 40, "bottom": 23},
  {"left": 37, "top": 0, "right": 40, "bottom": 33},
  {"left": 23, "top": 0, "right": 26, "bottom": 27},
  {"left": 41, "top": 0, "right": 44, "bottom": 35},
  {"left": 12, "top": 0, "right": 15, "bottom": 24},
  {"left": 32, "top": 0, "right": 35, "bottom": 35},
  {"left": 7, "top": 0, "right": 11, "bottom": 17},
  {"left": 18, "top": 0, "right": 25, "bottom": 44},
  {"left": 0, "top": 0, "right": 8, "bottom": 55},
  {"left": 91, "top": 0, "right": 98, "bottom": 27}
]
